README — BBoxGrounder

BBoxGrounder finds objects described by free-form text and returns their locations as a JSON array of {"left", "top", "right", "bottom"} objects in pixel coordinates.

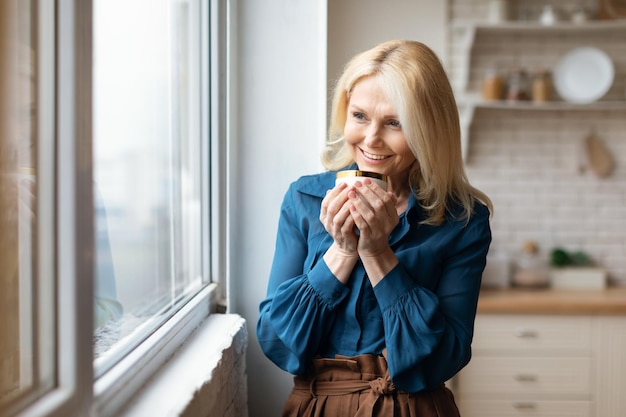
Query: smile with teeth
[{"left": 362, "top": 149, "right": 389, "bottom": 160}]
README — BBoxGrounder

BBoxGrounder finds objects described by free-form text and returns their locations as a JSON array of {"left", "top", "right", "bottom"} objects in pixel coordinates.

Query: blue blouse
[{"left": 257, "top": 167, "right": 492, "bottom": 393}]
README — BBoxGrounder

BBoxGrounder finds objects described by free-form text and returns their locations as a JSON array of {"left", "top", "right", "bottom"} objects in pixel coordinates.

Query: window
[
  {"left": 0, "top": 0, "right": 227, "bottom": 416},
  {"left": 92, "top": 0, "right": 207, "bottom": 375},
  {"left": 0, "top": 0, "right": 56, "bottom": 414}
]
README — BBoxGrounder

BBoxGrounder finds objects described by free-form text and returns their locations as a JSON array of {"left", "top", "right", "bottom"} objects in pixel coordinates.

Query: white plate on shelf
[{"left": 553, "top": 47, "right": 614, "bottom": 104}]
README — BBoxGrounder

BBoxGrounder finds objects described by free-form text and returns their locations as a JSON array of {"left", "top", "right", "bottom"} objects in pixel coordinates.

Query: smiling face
[{"left": 344, "top": 76, "right": 416, "bottom": 192}]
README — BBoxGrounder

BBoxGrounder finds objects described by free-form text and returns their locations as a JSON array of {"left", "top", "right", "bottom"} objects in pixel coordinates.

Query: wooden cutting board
[{"left": 585, "top": 134, "right": 614, "bottom": 178}]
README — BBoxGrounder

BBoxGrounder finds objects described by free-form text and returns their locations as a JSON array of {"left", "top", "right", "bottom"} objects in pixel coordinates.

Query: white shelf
[
  {"left": 452, "top": 19, "right": 626, "bottom": 33},
  {"left": 464, "top": 97, "right": 626, "bottom": 111},
  {"left": 458, "top": 98, "right": 626, "bottom": 161},
  {"left": 452, "top": 18, "right": 626, "bottom": 161},
  {"left": 452, "top": 19, "right": 626, "bottom": 92}
]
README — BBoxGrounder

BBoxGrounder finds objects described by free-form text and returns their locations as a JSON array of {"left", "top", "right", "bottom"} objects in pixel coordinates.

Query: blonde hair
[{"left": 322, "top": 40, "right": 492, "bottom": 224}]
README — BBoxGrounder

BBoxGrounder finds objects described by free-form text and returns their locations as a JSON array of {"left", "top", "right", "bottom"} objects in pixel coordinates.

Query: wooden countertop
[{"left": 477, "top": 287, "right": 626, "bottom": 315}]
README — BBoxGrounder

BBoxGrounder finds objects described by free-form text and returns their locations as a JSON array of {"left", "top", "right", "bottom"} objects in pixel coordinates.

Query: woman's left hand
[{"left": 348, "top": 179, "right": 398, "bottom": 257}]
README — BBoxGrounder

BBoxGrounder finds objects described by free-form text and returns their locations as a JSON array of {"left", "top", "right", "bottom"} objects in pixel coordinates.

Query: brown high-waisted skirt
[{"left": 281, "top": 353, "right": 460, "bottom": 417}]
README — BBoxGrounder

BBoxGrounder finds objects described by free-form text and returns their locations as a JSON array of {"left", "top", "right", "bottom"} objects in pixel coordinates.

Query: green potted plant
[{"left": 549, "top": 247, "right": 607, "bottom": 289}]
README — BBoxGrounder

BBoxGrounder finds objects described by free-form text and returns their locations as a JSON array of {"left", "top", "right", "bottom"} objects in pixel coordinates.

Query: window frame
[{"left": 13, "top": 0, "right": 230, "bottom": 415}]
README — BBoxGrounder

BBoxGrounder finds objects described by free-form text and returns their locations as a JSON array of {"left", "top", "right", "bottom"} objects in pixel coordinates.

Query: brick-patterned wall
[{"left": 449, "top": 0, "right": 626, "bottom": 285}]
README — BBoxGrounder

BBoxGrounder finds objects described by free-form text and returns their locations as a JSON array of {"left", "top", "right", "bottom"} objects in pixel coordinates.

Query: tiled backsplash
[
  {"left": 449, "top": 0, "right": 626, "bottom": 285},
  {"left": 465, "top": 109, "right": 626, "bottom": 286}
]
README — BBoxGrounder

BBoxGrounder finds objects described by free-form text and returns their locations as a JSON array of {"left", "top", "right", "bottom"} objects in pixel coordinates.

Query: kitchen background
[{"left": 450, "top": 0, "right": 626, "bottom": 286}]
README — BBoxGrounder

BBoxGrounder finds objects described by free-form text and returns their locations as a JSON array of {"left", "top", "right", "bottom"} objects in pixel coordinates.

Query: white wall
[
  {"left": 231, "top": 2, "right": 327, "bottom": 416},
  {"left": 327, "top": 0, "right": 448, "bottom": 89},
  {"left": 233, "top": 2, "right": 447, "bottom": 416}
]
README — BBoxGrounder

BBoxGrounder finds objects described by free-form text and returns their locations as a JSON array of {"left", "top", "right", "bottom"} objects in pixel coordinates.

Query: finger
[
  {"left": 358, "top": 179, "right": 397, "bottom": 218},
  {"left": 349, "top": 203, "right": 368, "bottom": 234},
  {"left": 362, "top": 178, "right": 387, "bottom": 198},
  {"left": 320, "top": 191, "right": 329, "bottom": 221},
  {"left": 340, "top": 209, "right": 356, "bottom": 234},
  {"left": 348, "top": 190, "right": 376, "bottom": 232},
  {"left": 322, "top": 191, "right": 354, "bottom": 236},
  {"left": 348, "top": 188, "right": 398, "bottom": 243},
  {"left": 321, "top": 187, "right": 338, "bottom": 216},
  {"left": 321, "top": 182, "right": 348, "bottom": 210},
  {"left": 353, "top": 181, "right": 386, "bottom": 215},
  {"left": 325, "top": 184, "right": 352, "bottom": 218},
  {"left": 330, "top": 202, "right": 359, "bottom": 250},
  {"left": 332, "top": 199, "right": 355, "bottom": 231},
  {"left": 329, "top": 181, "right": 348, "bottom": 197}
]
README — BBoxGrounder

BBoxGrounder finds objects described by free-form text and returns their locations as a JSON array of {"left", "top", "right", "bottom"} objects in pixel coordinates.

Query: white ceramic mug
[{"left": 336, "top": 170, "right": 387, "bottom": 191}]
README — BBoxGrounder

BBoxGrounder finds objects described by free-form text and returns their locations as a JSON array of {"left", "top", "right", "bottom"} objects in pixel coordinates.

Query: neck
[{"left": 386, "top": 180, "right": 412, "bottom": 215}]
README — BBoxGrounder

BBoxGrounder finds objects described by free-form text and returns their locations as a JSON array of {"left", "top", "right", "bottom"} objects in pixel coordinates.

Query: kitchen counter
[{"left": 477, "top": 287, "right": 626, "bottom": 315}]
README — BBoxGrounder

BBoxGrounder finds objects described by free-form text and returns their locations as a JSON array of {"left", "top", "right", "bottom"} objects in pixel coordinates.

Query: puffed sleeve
[
  {"left": 373, "top": 204, "right": 491, "bottom": 392},
  {"left": 257, "top": 183, "right": 349, "bottom": 375}
]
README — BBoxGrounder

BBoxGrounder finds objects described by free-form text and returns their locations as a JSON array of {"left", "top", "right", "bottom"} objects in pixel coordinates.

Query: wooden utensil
[{"left": 585, "top": 133, "right": 614, "bottom": 178}]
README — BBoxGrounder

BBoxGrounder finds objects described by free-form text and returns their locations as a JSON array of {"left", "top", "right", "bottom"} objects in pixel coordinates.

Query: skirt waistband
[
  {"left": 283, "top": 353, "right": 460, "bottom": 417},
  {"left": 294, "top": 374, "right": 398, "bottom": 397}
]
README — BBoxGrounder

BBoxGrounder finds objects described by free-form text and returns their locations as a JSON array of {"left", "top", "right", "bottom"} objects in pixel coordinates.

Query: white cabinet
[
  {"left": 455, "top": 315, "right": 593, "bottom": 416},
  {"left": 456, "top": 314, "right": 626, "bottom": 417},
  {"left": 457, "top": 400, "right": 592, "bottom": 417},
  {"left": 594, "top": 317, "right": 626, "bottom": 416}
]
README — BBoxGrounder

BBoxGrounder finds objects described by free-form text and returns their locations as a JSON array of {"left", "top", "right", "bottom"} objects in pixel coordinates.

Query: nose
[{"left": 364, "top": 123, "right": 383, "bottom": 147}]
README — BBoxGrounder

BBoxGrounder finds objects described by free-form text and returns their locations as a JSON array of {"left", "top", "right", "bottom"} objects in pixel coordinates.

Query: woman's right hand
[
  {"left": 320, "top": 182, "right": 359, "bottom": 283},
  {"left": 320, "top": 182, "right": 358, "bottom": 252}
]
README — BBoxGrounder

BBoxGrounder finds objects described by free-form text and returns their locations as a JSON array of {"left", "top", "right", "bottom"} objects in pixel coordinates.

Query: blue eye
[
  {"left": 352, "top": 112, "right": 366, "bottom": 120},
  {"left": 388, "top": 119, "right": 401, "bottom": 128}
]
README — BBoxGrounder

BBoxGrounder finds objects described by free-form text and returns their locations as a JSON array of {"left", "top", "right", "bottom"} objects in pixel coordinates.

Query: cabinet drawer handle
[
  {"left": 513, "top": 402, "right": 537, "bottom": 410},
  {"left": 515, "top": 328, "right": 538, "bottom": 338},
  {"left": 514, "top": 373, "right": 537, "bottom": 382}
]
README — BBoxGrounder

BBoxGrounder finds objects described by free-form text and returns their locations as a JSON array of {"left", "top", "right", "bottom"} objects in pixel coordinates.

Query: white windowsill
[{"left": 116, "top": 314, "right": 247, "bottom": 417}]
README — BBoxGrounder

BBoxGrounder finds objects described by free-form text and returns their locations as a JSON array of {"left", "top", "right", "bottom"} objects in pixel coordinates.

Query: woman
[{"left": 257, "top": 40, "right": 492, "bottom": 416}]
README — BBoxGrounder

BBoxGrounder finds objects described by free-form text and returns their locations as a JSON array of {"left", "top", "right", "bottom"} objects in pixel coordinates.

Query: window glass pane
[
  {"left": 92, "top": 0, "right": 206, "bottom": 373},
  {"left": 0, "top": 0, "right": 55, "bottom": 412}
]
